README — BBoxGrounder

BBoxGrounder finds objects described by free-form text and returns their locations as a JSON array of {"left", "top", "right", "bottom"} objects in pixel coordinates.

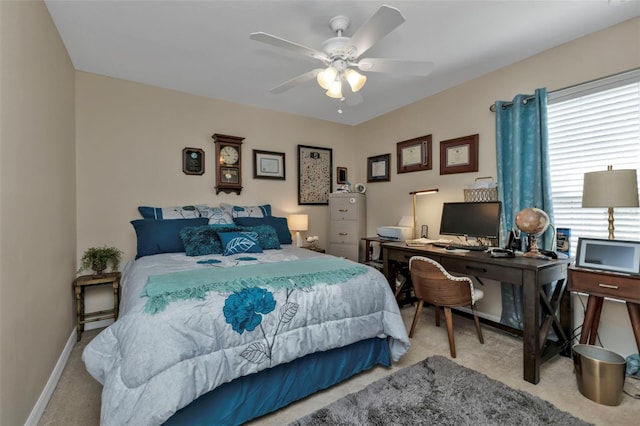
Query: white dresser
[{"left": 327, "top": 193, "right": 366, "bottom": 262}]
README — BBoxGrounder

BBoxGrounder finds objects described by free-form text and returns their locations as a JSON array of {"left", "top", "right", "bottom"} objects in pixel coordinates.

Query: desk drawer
[
  {"left": 384, "top": 248, "right": 441, "bottom": 264},
  {"left": 440, "top": 257, "right": 522, "bottom": 283},
  {"left": 569, "top": 268, "right": 640, "bottom": 303}
]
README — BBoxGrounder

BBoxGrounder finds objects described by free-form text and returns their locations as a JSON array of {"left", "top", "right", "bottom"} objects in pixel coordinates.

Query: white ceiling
[{"left": 45, "top": 1, "right": 640, "bottom": 126}]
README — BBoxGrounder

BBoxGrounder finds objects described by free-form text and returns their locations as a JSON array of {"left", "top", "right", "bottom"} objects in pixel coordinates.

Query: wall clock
[
  {"left": 212, "top": 133, "right": 245, "bottom": 195},
  {"left": 397, "top": 135, "right": 432, "bottom": 174}
]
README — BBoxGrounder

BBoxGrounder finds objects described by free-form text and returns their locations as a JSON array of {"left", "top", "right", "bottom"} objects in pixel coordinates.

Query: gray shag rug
[{"left": 290, "top": 356, "right": 591, "bottom": 426}]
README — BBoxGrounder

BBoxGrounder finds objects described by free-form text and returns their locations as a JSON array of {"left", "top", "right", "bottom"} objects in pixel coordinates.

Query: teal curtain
[{"left": 495, "top": 88, "right": 554, "bottom": 329}]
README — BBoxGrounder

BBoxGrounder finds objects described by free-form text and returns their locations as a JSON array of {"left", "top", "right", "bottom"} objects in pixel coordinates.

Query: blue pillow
[
  {"left": 239, "top": 225, "right": 281, "bottom": 250},
  {"left": 131, "top": 218, "right": 209, "bottom": 259},
  {"left": 233, "top": 216, "right": 292, "bottom": 244},
  {"left": 179, "top": 224, "right": 241, "bottom": 256},
  {"left": 218, "top": 232, "right": 263, "bottom": 256}
]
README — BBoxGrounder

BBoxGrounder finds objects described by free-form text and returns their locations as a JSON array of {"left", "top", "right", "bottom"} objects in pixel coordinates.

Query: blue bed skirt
[{"left": 164, "top": 337, "right": 391, "bottom": 426}]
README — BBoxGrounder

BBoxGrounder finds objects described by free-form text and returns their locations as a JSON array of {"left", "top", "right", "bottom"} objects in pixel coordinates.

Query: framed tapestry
[{"left": 298, "top": 145, "right": 332, "bottom": 205}]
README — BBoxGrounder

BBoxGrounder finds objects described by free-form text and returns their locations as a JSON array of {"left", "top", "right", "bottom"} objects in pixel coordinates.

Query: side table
[
  {"left": 73, "top": 272, "right": 121, "bottom": 341},
  {"left": 303, "top": 245, "right": 326, "bottom": 253}
]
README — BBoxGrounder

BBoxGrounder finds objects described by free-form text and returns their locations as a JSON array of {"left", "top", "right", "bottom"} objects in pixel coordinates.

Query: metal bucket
[{"left": 572, "top": 344, "right": 626, "bottom": 406}]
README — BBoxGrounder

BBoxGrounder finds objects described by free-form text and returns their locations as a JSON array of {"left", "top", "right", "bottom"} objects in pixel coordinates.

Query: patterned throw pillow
[
  {"left": 179, "top": 225, "right": 241, "bottom": 256},
  {"left": 233, "top": 216, "right": 292, "bottom": 244},
  {"left": 138, "top": 205, "right": 233, "bottom": 224},
  {"left": 219, "top": 203, "right": 272, "bottom": 218},
  {"left": 218, "top": 232, "right": 263, "bottom": 256},
  {"left": 239, "top": 225, "right": 281, "bottom": 250}
]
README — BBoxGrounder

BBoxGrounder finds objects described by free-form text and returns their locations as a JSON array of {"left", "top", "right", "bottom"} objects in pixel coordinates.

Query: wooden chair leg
[
  {"left": 409, "top": 300, "right": 424, "bottom": 338},
  {"left": 472, "top": 305, "right": 484, "bottom": 344},
  {"left": 444, "top": 307, "right": 456, "bottom": 358},
  {"left": 434, "top": 305, "right": 440, "bottom": 327}
]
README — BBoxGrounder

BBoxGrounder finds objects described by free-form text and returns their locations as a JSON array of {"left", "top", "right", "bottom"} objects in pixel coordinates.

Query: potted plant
[{"left": 78, "top": 246, "right": 123, "bottom": 275}]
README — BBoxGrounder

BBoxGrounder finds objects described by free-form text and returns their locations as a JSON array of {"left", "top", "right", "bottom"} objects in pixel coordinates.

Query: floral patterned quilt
[{"left": 82, "top": 247, "right": 410, "bottom": 426}]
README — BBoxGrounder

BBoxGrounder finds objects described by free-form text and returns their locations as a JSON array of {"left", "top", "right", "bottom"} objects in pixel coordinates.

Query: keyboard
[{"left": 432, "top": 242, "right": 488, "bottom": 251}]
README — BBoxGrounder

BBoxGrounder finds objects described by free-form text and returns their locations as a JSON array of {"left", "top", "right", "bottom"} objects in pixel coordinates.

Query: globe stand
[{"left": 522, "top": 235, "right": 550, "bottom": 260}]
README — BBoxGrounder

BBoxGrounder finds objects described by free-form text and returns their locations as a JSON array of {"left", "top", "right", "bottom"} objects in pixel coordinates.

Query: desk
[
  {"left": 568, "top": 266, "right": 640, "bottom": 352},
  {"left": 382, "top": 242, "right": 571, "bottom": 384}
]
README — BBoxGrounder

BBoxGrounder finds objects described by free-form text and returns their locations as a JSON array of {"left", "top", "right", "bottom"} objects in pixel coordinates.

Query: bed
[{"left": 82, "top": 211, "right": 410, "bottom": 426}]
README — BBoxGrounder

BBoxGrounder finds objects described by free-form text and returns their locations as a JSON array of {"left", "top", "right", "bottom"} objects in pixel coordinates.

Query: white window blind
[{"left": 547, "top": 69, "right": 640, "bottom": 256}]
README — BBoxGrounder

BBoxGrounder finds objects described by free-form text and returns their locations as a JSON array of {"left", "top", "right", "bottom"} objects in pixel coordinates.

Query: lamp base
[{"left": 296, "top": 231, "right": 303, "bottom": 247}]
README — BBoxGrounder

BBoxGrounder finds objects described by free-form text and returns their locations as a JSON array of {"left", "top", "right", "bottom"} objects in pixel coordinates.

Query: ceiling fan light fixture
[
  {"left": 326, "top": 79, "right": 343, "bottom": 99},
  {"left": 317, "top": 66, "right": 338, "bottom": 90},
  {"left": 345, "top": 68, "right": 367, "bottom": 92}
]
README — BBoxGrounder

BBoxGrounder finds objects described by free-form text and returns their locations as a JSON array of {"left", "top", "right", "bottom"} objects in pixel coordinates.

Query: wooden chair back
[{"left": 409, "top": 256, "right": 473, "bottom": 308}]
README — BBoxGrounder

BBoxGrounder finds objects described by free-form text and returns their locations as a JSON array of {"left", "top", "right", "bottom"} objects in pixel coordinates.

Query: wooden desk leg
[
  {"left": 75, "top": 286, "right": 82, "bottom": 342},
  {"left": 521, "top": 270, "right": 540, "bottom": 384},
  {"left": 626, "top": 302, "right": 640, "bottom": 353},
  {"left": 579, "top": 295, "right": 600, "bottom": 345},
  {"left": 588, "top": 297, "right": 604, "bottom": 345}
]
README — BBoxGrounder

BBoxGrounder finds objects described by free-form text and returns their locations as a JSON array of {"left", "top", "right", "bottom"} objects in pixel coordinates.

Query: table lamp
[
  {"left": 409, "top": 188, "right": 439, "bottom": 239},
  {"left": 582, "top": 165, "right": 639, "bottom": 239},
  {"left": 288, "top": 214, "right": 308, "bottom": 247}
]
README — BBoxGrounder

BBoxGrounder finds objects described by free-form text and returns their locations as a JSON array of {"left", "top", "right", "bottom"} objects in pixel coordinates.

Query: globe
[
  {"left": 515, "top": 208, "right": 550, "bottom": 236},
  {"left": 515, "top": 208, "right": 551, "bottom": 258}
]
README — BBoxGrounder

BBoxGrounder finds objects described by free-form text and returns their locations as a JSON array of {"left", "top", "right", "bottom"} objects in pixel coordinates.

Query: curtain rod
[{"left": 489, "top": 95, "right": 536, "bottom": 112}]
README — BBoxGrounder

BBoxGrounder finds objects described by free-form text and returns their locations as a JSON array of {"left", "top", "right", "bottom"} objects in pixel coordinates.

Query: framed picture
[
  {"left": 298, "top": 145, "right": 332, "bottom": 205},
  {"left": 367, "top": 154, "right": 390, "bottom": 182},
  {"left": 182, "top": 147, "right": 204, "bottom": 175},
  {"left": 337, "top": 167, "right": 348, "bottom": 184},
  {"left": 575, "top": 237, "right": 640, "bottom": 275},
  {"left": 440, "top": 134, "right": 479, "bottom": 175},
  {"left": 253, "top": 149, "right": 285, "bottom": 180},
  {"left": 397, "top": 135, "right": 432, "bottom": 174}
]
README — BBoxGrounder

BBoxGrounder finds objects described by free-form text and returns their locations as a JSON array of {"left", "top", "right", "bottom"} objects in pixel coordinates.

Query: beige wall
[
  {"left": 0, "top": 1, "right": 76, "bottom": 425},
  {"left": 76, "top": 72, "right": 359, "bottom": 262},
  {"left": 357, "top": 17, "right": 640, "bottom": 242}
]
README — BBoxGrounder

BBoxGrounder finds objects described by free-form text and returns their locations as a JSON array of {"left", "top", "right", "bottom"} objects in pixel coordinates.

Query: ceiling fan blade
[
  {"left": 269, "top": 69, "right": 322, "bottom": 94},
  {"left": 348, "top": 5, "right": 405, "bottom": 58},
  {"left": 343, "top": 90, "right": 363, "bottom": 107},
  {"left": 357, "top": 58, "right": 435, "bottom": 76},
  {"left": 250, "top": 32, "right": 328, "bottom": 62}
]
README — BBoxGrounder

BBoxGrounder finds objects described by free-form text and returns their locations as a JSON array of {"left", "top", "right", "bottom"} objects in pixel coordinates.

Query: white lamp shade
[
  {"left": 345, "top": 69, "right": 367, "bottom": 92},
  {"left": 326, "top": 79, "right": 343, "bottom": 99},
  {"left": 288, "top": 214, "right": 308, "bottom": 231},
  {"left": 582, "top": 168, "right": 639, "bottom": 208},
  {"left": 317, "top": 67, "right": 337, "bottom": 90}
]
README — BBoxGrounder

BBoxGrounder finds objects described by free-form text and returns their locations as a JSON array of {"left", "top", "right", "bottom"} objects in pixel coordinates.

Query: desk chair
[{"left": 409, "top": 256, "right": 484, "bottom": 358}]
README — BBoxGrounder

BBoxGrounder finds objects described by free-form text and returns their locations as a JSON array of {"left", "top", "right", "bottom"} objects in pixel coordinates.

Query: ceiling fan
[{"left": 250, "top": 5, "right": 435, "bottom": 103}]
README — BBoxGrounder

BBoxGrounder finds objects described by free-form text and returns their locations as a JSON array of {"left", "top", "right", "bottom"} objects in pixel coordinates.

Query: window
[{"left": 547, "top": 69, "right": 640, "bottom": 256}]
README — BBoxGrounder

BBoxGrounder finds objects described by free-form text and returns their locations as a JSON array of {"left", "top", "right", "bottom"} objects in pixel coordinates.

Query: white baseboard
[{"left": 24, "top": 327, "right": 76, "bottom": 426}]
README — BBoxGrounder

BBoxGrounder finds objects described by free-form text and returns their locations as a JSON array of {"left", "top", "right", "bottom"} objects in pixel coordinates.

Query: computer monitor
[{"left": 439, "top": 201, "right": 502, "bottom": 239}]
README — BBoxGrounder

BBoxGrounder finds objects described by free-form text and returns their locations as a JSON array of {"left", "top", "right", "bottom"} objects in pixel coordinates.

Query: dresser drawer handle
[
  {"left": 338, "top": 208, "right": 349, "bottom": 212},
  {"left": 598, "top": 283, "right": 619, "bottom": 289},
  {"left": 338, "top": 232, "right": 349, "bottom": 236}
]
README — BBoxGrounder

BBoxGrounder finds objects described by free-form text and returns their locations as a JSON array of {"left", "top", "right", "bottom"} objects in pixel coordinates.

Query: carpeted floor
[
  {"left": 291, "top": 355, "right": 590, "bottom": 425},
  {"left": 39, "top": 305, "right": 640, "bottom": 425}
]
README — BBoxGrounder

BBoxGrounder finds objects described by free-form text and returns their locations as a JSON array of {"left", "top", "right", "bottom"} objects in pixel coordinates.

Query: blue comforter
[{"left": 82, "top": 247, "right": 410, "bottom": 426}]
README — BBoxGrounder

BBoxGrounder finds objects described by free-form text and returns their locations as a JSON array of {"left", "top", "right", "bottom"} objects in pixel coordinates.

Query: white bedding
[{"left": 82, "top": 246, "right": 410, "bottom": 425}]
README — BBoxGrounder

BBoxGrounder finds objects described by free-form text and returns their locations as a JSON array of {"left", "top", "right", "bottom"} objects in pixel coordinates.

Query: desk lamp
[
  {"left": 288, "top": 214, "right": 309, "bottom": 247},
  {"left": 409, "top": 188, "right": 439, "bottom": 239},
  {"left": 582, "top": 165, "right": 639, "bottom": 239}
]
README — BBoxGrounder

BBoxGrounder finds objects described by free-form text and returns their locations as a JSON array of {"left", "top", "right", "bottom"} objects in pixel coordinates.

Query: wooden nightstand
[{"left": 73, "top": 272, "right": 121, "bottom": 341}]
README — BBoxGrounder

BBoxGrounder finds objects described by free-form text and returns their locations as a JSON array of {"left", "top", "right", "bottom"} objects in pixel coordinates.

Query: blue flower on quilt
[
  {"left": 223, "top": 287, "right": 300, "bottom": 365},
  {"left": 223, "top": 287, "right": 276, "bottom": 334}
]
